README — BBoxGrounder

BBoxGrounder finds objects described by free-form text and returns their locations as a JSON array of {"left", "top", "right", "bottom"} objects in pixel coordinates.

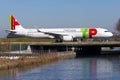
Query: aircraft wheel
[
  {"left": 73, "top": 38, "right": 78, "bottom": 42},
  {"left": 55, "top": 39, "right": 63, "bottom": 42}
]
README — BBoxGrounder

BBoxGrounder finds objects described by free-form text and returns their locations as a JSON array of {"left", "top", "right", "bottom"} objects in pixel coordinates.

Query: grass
[{"left": 0, "top": 38, "right": 55, "bottom": 42}]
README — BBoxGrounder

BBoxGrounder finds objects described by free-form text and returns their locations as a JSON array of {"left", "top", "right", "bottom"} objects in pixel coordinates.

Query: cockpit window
[{"left": 105, "top": 31, "right": 109, "bottom": 32}]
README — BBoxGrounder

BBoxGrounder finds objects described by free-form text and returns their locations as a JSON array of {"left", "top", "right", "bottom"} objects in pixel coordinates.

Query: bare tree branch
[{"left": 116, "top": 18, "right": 120, "bottom": 32}]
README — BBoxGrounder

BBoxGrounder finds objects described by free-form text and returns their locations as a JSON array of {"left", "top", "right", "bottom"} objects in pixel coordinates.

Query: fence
[{"left": 0, "top": 43, "right": 58, "bottom": 54}]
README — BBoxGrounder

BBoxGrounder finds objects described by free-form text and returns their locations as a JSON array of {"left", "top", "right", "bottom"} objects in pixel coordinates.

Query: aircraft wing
[{"left": 37, "top": 29, "right": 67, "bottom": 38}]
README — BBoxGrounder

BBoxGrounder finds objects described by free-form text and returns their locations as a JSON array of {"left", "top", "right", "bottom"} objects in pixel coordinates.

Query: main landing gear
[{"left": 55, "top": 39, "right": 63, "bottom": 42}]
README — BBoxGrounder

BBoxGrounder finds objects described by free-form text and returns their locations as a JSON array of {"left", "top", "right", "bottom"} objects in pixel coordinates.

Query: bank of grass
[
  {"left": 0, "top": 52, "right": 75, "bottom": 70},
  {"left": 0, "top": 38, "right": 55, "bottom": 42},
  {"left": 0, "top": 53, "right": 58, "bottom": 70}
]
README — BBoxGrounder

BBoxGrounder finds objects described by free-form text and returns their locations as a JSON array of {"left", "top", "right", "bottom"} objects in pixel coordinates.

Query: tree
[{"left": 116, "top": 18, "right": 120, "bottom": 32}]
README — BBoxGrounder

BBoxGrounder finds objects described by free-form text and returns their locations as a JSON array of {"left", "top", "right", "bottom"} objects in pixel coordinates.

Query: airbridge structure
[{"left": 9, "top": 42, "right": 120, "bottom": 57}]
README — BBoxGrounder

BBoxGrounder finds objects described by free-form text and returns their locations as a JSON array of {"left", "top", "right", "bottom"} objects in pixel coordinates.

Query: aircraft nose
[{"left": 108, "top": 32, "right": 113, "bottom": 37}]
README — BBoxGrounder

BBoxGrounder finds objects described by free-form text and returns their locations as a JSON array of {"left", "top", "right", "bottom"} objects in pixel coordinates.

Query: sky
[{"left": 0, "top": 0, "right": 120, "bottom": 37}]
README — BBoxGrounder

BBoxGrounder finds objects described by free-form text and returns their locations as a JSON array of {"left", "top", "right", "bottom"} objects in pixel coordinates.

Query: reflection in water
[
  {"left": 82, "top": 60, "right": 97, "bottom": 80},
  {"left": 0, "top": 56, "right": 120, "bottom": 80}
]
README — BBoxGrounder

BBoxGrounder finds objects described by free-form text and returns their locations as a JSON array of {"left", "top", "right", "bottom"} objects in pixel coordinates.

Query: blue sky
[{"left": 0, "top": 0, "right": 120, "bottom": 37}]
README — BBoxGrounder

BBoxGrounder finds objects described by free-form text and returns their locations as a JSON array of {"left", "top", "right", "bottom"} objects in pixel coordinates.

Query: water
[{"left": 1, "top": 55, "right": 120, "bottom": 80}]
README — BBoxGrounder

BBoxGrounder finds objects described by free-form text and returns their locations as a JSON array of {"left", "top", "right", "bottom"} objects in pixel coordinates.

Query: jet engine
[{"left": 63, "top": 36, "right": 73, "bottom": 41}]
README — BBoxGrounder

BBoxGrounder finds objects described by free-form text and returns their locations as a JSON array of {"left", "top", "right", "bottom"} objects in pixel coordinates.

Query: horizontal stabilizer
[{"left": 9, "top": 30, "right": 17, "bottom": 33}]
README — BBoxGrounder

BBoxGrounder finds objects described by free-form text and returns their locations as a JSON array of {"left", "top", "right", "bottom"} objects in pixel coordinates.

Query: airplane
[{"left": 7, "top": 15, "right": 113, "bottom": 42}]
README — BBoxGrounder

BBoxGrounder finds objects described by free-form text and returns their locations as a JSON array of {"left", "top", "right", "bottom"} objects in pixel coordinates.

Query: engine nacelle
[{"left": 63, "top": 36, "right": 73, "bottom": 41}]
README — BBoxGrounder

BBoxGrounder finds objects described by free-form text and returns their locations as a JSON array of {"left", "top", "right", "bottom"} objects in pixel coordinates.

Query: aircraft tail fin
[{"left": 8, "top": 15, "right": 25, "bottom": 30}]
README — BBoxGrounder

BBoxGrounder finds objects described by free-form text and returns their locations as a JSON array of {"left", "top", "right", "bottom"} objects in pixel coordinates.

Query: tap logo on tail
[{"left": 8, "top": 15, "right": 20, "bottom": 30}]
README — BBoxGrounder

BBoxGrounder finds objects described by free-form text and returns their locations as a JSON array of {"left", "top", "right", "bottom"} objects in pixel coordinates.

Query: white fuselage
[{"left": 13, "top": 28, "right": 113, "bottom": 39}]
